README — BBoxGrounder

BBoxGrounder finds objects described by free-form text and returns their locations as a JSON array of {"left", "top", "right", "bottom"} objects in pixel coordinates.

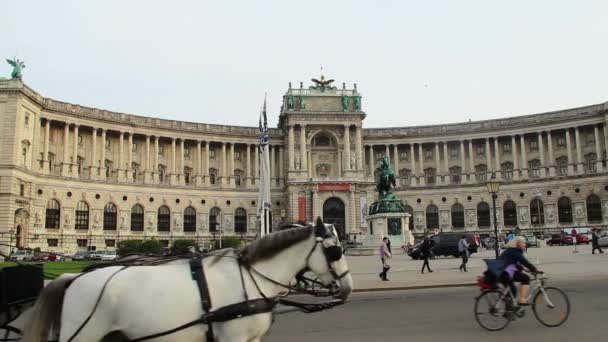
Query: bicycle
[{"left": 474, "top": 272, "right": 570, "bottom": 331}]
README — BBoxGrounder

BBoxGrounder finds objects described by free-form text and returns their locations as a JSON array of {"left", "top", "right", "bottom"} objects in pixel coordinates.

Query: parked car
[
  {"left": 547, "top": 234, "right": 574, "bottom": 246},
  {"left": 524, "top": 235, "right": 539, "bottom": 247},
  {"left": 89, "top": 250, "right": 106, "bottom": 260},
  {"left": 598, "top": 231, "right": 608, "bottom": 247},
  {"left": 100, "top": 250, "right": 117, "bottom": 261},
  {"left": 408, "top": 233, "right": 478, "bottom": 259},
  {"left": 71, "top": 251, "right": 90, "bottom": 261},
  {"left": 575, "top": 233, "right": 591, "bottom": 245},
  {"left": 32, "top": 252, "right": 49, "bottom": 261},
  {"left": 9, "top": 249, "right": 34, "bottom": 261}
]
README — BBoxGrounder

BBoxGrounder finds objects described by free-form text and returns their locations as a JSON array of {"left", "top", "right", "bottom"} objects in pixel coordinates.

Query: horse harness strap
[{"left": 131, "top": 254, "right": 277, "bottom": 342}]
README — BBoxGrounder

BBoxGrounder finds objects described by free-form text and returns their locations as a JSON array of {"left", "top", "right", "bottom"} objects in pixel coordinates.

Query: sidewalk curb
[{"left": 353, "top": 282, "right": 477, "bottom": 293}]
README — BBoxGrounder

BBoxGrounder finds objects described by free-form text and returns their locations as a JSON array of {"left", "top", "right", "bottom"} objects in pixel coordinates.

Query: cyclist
[{"left": 499, "top": 236, "right": 542, "bottom": 307}]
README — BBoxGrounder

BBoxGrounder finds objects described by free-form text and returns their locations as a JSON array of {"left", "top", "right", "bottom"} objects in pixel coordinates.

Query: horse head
[{"left": 306, "top": 217, "right": 353, "bottom": 300}]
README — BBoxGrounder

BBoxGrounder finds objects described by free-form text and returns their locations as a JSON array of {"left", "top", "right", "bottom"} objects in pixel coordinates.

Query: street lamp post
[{"left": 486, "top": 179, "right": 501, "bottom": 259}]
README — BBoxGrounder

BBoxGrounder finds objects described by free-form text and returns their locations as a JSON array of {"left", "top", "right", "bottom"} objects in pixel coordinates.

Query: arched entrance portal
[
  {"left": 323, "top": 198, "right": 346, "bottom": 240},
  {"left": 15, "top": 225, "right": 23, "bottom": 249}
]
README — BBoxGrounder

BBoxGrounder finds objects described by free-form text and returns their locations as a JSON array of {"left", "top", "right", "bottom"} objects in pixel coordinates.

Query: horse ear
[{"left": 315, "top": 217, "right": 325, "bottom": 237}]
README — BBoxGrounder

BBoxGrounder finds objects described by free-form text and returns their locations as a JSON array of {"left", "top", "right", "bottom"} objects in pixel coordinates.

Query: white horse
[{"left": 23, "top": 219, "right": 353, "bottom": 342}]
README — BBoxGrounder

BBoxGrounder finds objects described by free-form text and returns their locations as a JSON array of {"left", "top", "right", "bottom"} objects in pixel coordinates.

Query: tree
[
  {"left": 171, "top": 239, "right": 198, "bottom": 255},
  {"left": 117, "top": 239, "right": 163, "bottom": 256}
]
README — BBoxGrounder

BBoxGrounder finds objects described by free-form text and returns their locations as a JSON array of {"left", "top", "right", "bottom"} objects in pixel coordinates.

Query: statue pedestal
[{"left": 368, "top": 212, "right": 414, "bottom": 248}]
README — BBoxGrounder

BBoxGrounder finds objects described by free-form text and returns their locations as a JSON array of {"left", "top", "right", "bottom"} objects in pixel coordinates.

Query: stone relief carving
[
  {"left": 603, "top": 201, "right": 608, "bottom": 219},
  {"left": 519, "top": 207, "right": 528, "bottom": 223},
  {"left": 201, "top": 214, "right": 208, "bottom": 229},
  {"left": 350, "top": 153, "right": 356, "bottom": 170},
  {"left": 545, "top": 204, "right": 556, "bottom": 224},
  {"left": 440, "top": 210, "right": 450, "bottom": 226},
  {"left": 121, "top": 212, "right": 129, "bottom": 229},
  {"left": 34, "top": 208, "right": 43, "bottom": 225},
  {"left": 174, "top": 214, "right": 181, "bottom": 228},
  {"left": 574, "top": 203, "right": 585, "bottom": 219},
  {"left": 466, "top": 209, "right": 476, "bottom": 226},
  {"left": 224, "top": 215, "right": 232, "bottom": 231},
  {"left": 147, "top": 214, "right": 154, "bottom": 228},
  {"left": 414, "top": 211, "right": 424, "bottom": 225},
  {"left": 249, "top": 215, "right": 257, "bottom": 231},
  {"left": 295, "top": 154, "right": 301, "bottom": 169},
  {"left": 64, "top": 211, "right": 71, "bottom": 225}
]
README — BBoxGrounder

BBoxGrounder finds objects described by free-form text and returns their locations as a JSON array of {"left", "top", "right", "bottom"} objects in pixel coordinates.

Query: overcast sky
[{"left": 2, "top": 1, "right": 607, "bottom": 128}]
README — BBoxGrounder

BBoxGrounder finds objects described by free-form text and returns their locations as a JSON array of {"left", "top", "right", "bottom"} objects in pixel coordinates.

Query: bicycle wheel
[
  {"left": 532, "top": 286, "right": 570, "bottom": 327},
  {"left": 474, "top": 290, "right": 512, "bottom": 331}
]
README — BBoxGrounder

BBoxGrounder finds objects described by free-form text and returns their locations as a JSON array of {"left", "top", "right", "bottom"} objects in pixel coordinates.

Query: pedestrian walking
[
  {"left": 379, "top": 237, "right": 392, "bottom": 281},
  {"left": 591, "top": 228, "right": 604, "bottom": 254},
  {"left": 507, "top": 231, "right": 515, "bottom": 241},
  {"left": 420, "top": 235, "right": 434, "bottom": 274},
  {"left": 458, "top": 235, "right": 469, "bottom": 272}
]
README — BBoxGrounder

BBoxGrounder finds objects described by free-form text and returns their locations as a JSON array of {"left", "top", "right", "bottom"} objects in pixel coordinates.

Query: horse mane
[{"left": 238, "top": 225, "right": 313, "bottom": 264}]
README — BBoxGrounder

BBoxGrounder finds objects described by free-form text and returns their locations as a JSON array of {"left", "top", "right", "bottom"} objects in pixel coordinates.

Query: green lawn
[{"left": 0, "top": 261, "right": 95, "bottom": 278}]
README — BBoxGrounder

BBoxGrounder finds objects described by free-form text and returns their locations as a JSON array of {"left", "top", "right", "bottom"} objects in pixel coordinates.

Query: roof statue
[
  {"left": 310, "top": 66, "right": 336, "bottom": 92},
  {"left": 6, "top": 57, "right": 25, "bottom": 80}
]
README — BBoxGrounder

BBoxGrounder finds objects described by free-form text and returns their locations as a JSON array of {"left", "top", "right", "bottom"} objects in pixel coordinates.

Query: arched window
[
  {"left": 184, "top": 167, "right": 192, "bottom": 185},
  {"left": 158, "top": 206, "right": 171, "bottom": 232},
  {"left": 75, "top": 201, "right": 89, "bottom": 230},
  {"left": 209, "top": 207, "right": 221, "bottom": 232},
  {"left": 131, "top": 204, "right": 144, "bottom": 231},
  {"left": 426, "top": 205, "right": 439, "bottom": 229},
  {"left": 557, "top": 197, "right": 573, "bottom": 224},
  {"left": 530, "top": 198, "right": 545, "bottom": 225},
  {"left": 451, "top": 203, "right": 464, "bottom": 228},
  {"left": 103, "top": 203, "right": 118, "bottom": 230},
  {"left": 313, "top": 134, "right": 332, "bottom": 147},
  {"left": 586, "top": 194, "right": 602, "bottom": 223},
  {"left": 184, "top": 206, "right": 196, "bottom": 232},
  {"left": 45, "top": 199, "right": 61, "bottom": 229},
  {"left": 235, "top": 208, "right": 247, "bottom": 233},
  {"left": 209, "top": 168, "right": 218, "bottom": 185},
  {"left": 405, "top": 205, "right": 414, "bottom": 231},
  {"left": 503, "top": 200, "right": 517, "bottom": 227},
  {"left": 477, "top": 202, "right": 490, "bottom": 228}
]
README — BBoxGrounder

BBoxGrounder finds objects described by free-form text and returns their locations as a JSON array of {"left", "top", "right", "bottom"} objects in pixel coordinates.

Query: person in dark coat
[
  {"left": 420, "top": 236, "right": 433, "bottom": 274},
  {"left": 592, "top": 228, "right": 604, "bottom": 254}
]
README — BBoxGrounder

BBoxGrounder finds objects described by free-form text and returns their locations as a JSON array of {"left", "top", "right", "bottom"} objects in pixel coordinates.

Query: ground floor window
[
  {"left": 47, "top": 239, "right": 58, "bottom": 247},
  {"left": 105, "top": 239, "right": 115, "bottom": 247},
  {"left": 77, "top": 239, "right": 87, "bottom": 247}
]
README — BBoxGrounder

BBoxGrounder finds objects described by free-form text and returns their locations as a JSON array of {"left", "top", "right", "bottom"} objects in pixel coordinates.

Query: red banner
[
  {"left": 298, "top": 197, "right": 306, "bottom": 223},
  {"left": 318, "top": 183, "right": 352, "bottom": 191}
]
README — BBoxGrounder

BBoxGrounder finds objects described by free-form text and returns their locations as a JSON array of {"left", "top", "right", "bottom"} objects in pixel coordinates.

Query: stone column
[
  {"left": 153, "top": 136, "right": 159, "bottom": 183},
  {"left": 254, "top": 143, "right": 259, "bottom": 184},
  {"left": 204, "top": 141, "right": 210, "bottom": 182},
  {"left": 349, "top": 189, "right": 356, "bottom": 231},
  {"left": 485, "top": 138, "right": 492, "bottom": 178},
  {"left": 468, "top": 140, "right": 476, "bottom": 182},
  {"left": 229, "top": 143, "right": 235, "bottom": 186},
  {"left": 418, "top": 144, "right": 425, "bottom": 186},
  {"left": 343, "top": 125, "right": 351, "bottom": 171},
  {"left": 299, "top": 125, "right": 307, "bottom": 171},
  {"left": 195, "top": 140, "right": 202, "bottom": 185},
  {"left": 538, "top": 132, "right": 545, "bottom": 177},
  {"left": 279, "top": 146, "right": 284, "bottom": 186},
  {"left": 144, "top": 135, "right": 152, "bottom": 183},
  {"left": 221, "top": 142, "right": 227, "bottom": 184},
  {"left": 127, "top": 133, "right": 133, "bottom": 181},
  {"left": 100, "top": 129, "right": 107, "bottom": 179},
  {"left": 368, "top": 146, "right": 374, "bottom": 175},
  {"left": 269, "top": 145, "right": 275, "bottom": 185},
  {"left": 410, "top": 144, "right": 416, "bottom": 185},
  {"left": 594, "top": 125, "right": 603, "bottom": 172},
  {"left": 393, "top": 145, "right": 399, "bottom": 174},
  {"left": 61, "top": 123, "right": 70, "bottom": 176},
  {"left": 90, "top": 128, "right": 97, "bottom": 179},
  {"left": 72, "top": 125, "right": 78, "bottom": 167},
  {"left": 385, "top": 145, "right": 390, "bottom": 160},
  {"left": 547, "top": 131, "right": 555, "bottom": 176},
  {"left": 604, "top": 124, "right": 608, "bottom": 168},
  {"left": 43, "top": 119, "right": 51, "bottom": 173},
  {"left": 434, "top": 143, "right": 441, "bottom": 184},
  {"left": 520, "top": 135, "right": 528, "bottom": 179},
  {"left": 118, "top": 131, "right": 125, "bottom": 181},
  {"left": 512, "top": 136, "right": 519, "bottom": 180},
  {"left": 312, "top": 189, "right": 319, "bottom": 221},
  {"left": 245, "top": 144, "right": 252, "bottom": 187},
  {"left": 442, "top": 142, "right": 449, "bottom": 184},
  {"left": 180, "top": 139, "right": 186, "bottom": 185},
  {"left": 494, "top": 138, "right": 501, "bottom": 179},
  {"left": 288, "top": 125, "right": 295, "bottom": 170},
  {"left": 355, "top": 125, "right": 363, "bottom": 170},
  {"left": 575, "top": 127, "right": 583, "bottom": 174},
  {"left": 459, "top": 140, "right": 466, "bottom": 183},
  {"left": 566, "top": 129, "right": 574, "bottom": 175}
]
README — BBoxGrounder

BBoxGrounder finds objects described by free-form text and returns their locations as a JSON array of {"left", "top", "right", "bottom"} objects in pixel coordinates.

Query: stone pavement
[{"left": 347, "top": 245, "right": 608, "bottom": 291}]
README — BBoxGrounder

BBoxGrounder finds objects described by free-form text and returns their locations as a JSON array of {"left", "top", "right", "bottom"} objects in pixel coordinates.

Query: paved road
[{"left": 267, "top": 276, "right": 606, "bottom": 342}]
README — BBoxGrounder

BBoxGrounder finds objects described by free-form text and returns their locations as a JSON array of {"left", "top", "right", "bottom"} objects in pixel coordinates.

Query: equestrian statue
[{"left": 369, "top": 156, "right": 406, "bottom": 215}]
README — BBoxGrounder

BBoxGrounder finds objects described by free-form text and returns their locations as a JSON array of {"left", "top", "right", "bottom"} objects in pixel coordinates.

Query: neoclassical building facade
[{"left": 2, "top": 77, "right": 608, "bottom": 254}]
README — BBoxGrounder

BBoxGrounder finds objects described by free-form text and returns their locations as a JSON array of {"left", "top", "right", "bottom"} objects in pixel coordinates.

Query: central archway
[{"left": 323, "top": 197, "right": 346, "bottom": 240}]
